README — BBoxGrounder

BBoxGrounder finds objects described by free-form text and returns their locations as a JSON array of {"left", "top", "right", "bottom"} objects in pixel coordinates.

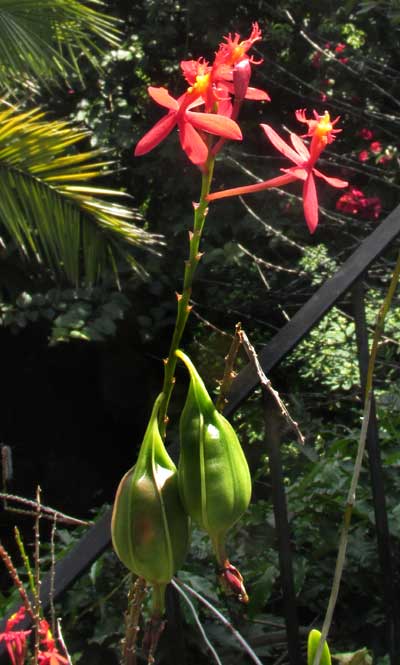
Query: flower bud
[
  {"left": 111, "top": 394, "right": 190, "bottom": 609},
  {"left": 176, "top": 349, "right": 251, "bottom": 563},
  {"left": 233, "top": 59, "right": 251, "bottom": 100}
]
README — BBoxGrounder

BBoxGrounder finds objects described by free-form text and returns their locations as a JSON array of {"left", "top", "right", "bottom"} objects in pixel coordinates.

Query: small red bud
[{"left": 219, "top": 561, "right": 249, "bottom": 603}]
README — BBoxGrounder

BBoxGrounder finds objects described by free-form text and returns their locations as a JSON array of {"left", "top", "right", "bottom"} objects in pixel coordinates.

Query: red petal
[
  {"left": 179, "top": 121, "right": 208, "bottom": 165},
  {"left": 289, "top": 133, "right": 310, "bottom": 161},
  {"left": 148, "top": 87, "right": 179, "bottom": 111},
  {"left": 260, "top": 124, "right": 303, "bottom": 165},
  {"left": 244, "top": 86, "right": 271, "bottom": 101},
  {"left": 187, "top": 112, "right": 242, "bottom": 140},
  {"left": 134, "top": 113, "right": 177, "bottom": 156},
  {"left": 186, "top": 96, "right": 205, "bottom": 111},
  {"left": 281, "top": 166, "right": 308, "bottom": 181},
  {"left": 217, "top": 98, "right": 233, "bottom": 117},
  {"left": 303, "top": 174, "right": 319, "bottom": 233},
  {"left": 207, "top": 173, "right": 297, "bottom": 201},
  {"left": 313, "top": 168, "right": 349, "bottom": 188}
]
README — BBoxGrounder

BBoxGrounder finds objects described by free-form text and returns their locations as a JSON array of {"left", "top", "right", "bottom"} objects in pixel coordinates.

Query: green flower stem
[{"left": 158, "top": 156, "right": 215, "bottom": 436}]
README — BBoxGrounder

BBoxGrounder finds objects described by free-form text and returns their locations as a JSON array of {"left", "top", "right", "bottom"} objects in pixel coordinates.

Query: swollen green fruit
[
  {"left": 111, "top": 394, "right": 190, "bottom": 611},
  {"left": 176, "top": 349, "right": 251, "bottom": 564}
]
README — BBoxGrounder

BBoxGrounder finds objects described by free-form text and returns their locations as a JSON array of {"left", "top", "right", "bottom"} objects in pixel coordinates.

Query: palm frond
[
  {"left": 0, "top": 0, "right": 121, "bottom": 90},
  {"left": 0, "top": 105, "right": 163, "bottom": 284}
]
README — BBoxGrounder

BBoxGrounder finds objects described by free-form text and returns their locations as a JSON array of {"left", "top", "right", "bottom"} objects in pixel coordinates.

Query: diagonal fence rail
[{"left": 2, "top": 203, "right": 400, "bottom": 662}]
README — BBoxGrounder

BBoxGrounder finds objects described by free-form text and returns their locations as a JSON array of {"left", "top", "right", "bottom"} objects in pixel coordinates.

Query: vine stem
[
  {"left": 312, "top": 250, "right": 400, "bottom": 665},
  {"left": 158, "top": 155, "right": 215, "bottom": 436}
]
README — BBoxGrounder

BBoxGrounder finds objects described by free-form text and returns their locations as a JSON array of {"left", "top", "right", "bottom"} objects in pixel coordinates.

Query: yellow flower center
[
  {"left": 187, "top": 73, "right": 210, "bottom": 95},
  {"left": 315, "top": 111, "right": 333, "bottom": 137},
  {"left": 232, "top": 45, "right": 245, "bottom": 62}
]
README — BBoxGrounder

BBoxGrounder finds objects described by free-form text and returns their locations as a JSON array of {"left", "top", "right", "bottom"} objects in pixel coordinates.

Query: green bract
[
  {"left": 176, "top": 349, "right": 251, "bottom": 562},
  {"left": 111, "top": 394, "right": 190, "bottom": 597}
]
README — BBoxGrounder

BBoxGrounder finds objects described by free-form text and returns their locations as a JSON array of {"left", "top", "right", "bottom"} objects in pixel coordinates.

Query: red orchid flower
[
  {"left": 135, "top": 25, "right": 270, "bottom": 166},
  {"left": 207, "top": 109, "right": 348, "bottom": 233},
  {"left": 134, "top": 85, "right": 242, "bottom": 165},
  {"left": 0, "top": 608, "right": 30, "bottom": 665}
]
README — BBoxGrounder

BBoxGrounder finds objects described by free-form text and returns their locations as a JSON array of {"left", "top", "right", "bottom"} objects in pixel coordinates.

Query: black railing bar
[{"left": 224, "top": 202, "right": 400, "bottom": 417}]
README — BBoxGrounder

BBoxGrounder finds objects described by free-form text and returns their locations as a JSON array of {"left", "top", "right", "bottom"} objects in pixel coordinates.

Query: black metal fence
[{"left": 2, "top": 203, "right": 400, "bottom": 663}]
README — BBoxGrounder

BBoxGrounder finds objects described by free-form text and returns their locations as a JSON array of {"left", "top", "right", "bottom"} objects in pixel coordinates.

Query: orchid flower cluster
[
  {"left": 135, "top": 23, "right": 269, "bottom": 166},
  {"left": 0, "top": 607, "right": 68, "bottom": 665},
  {"left": 135, "top": 22, "right": 348, "bottom": 232}
]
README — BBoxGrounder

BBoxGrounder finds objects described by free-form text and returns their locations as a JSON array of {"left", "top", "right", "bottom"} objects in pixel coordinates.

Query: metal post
[
  {"left": 263, "top": 391, "right": 302, "bottom": 665},
  {"left": 352, "top": 279, "right": 400, "bottom": 665}
]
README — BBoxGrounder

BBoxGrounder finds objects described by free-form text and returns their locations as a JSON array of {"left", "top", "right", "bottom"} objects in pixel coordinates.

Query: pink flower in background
[
  {"left": 358, "top": 150, "right": 369, "bottom": 162},
  {"left": 359, "top": 128, "right": 374, "bottom": 140},
  {"left": 378, "top": 154, "right": 392, "bottom": 165},
  {"left": 370, "top": 141, "right": 382, "bottom": 153},
  {"left": 311, "top": 51, "right": 323, "bottom": 68},
  {"left": 335, "top": 43, "right": 346, "bottom": 53},
  {"left": 336, "top": 188, "right": 382, "bottom": 220}
]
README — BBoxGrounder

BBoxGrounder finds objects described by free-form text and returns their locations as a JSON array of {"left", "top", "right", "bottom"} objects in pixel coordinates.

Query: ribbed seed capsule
[
  {"left": 176, "top": 349, "right": 252, "bottom": 566},
  {"left": 111, "top": 394, "right": 190, "bottom": 614}
]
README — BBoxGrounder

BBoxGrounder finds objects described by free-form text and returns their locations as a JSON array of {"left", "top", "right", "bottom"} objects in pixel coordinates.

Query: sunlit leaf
[
  {"left": 0, "top": 105, "right": 163, "bottom": 284},
  {"left": 0, "top": 0, "right": 122, "bottom": 91}
]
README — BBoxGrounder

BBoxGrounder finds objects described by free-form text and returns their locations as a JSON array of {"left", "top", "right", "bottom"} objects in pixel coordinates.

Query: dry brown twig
[
  {"left": 238, "top": 327, "right": 305, "bottom": 446},
  {"left": 123, "top": 576, "right": 147, "bottom": 665},
  {"left": 216, "top": 322, "right": 242, "bottom": 412},
  {"left": 50, "top": 512, "right": 58, "bottom": 635},
  {"left": 33, "top": 486, "right": 42, "bottom": 664},
  {"left": 0, "top": 493, "right": 91, "bottom": 526}
]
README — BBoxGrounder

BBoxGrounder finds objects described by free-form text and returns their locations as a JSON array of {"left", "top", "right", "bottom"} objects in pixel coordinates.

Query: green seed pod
[
  {"left": 307, "top": 630, "right": 332, "bottom": 665},
  {"left": 111, "top": 394, "right": 190, "bottom": 606},
  {"left": 176, "top": 349, "right": 251, "bottom": 563}
]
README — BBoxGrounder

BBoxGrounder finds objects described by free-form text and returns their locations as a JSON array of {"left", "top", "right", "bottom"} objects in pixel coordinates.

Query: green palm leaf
[
  {"left": 0, "top": 0, "right": 121, "bottom": 90},
  {"left": 0, "top": 104, "right": 163, "bottom": 284}
]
